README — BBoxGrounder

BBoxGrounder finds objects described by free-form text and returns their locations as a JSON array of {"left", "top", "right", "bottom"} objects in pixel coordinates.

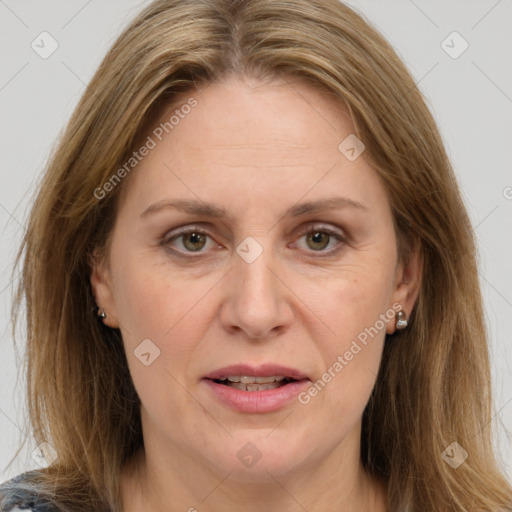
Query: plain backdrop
[{"left": 0, "top": 0, "right": 511, "bottom": 483}]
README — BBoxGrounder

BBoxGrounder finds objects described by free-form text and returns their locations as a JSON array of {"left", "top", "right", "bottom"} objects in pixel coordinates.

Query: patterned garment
[{"left": 0, "top": 471, "right": 58, "bottom": 512}]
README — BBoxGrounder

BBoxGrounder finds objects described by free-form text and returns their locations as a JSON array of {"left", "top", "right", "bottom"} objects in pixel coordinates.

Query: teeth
[
  {"left": 215, "top": 375, "right": 291, "bottom": 390},
  {"left": 256, "top": 376, "right": 284, "bottom": 383},
  {"left": 229, "top": 381, "right": 283, "bottom": 391},
  {"left": 226, "top": 375, "right": 285, "bottom": 384}
]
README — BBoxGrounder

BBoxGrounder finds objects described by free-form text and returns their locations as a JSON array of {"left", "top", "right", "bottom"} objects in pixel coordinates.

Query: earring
[
  {"left": 395, "top": 310, "right": 408, "bottom": 330},
  {"left": 97, "top": 307, "right": 107, "bottom": 321}
]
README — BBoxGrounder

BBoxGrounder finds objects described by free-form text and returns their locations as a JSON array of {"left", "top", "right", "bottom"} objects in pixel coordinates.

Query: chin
[{"left": 205, "top": 434, "right": 311, "bottom": 482}]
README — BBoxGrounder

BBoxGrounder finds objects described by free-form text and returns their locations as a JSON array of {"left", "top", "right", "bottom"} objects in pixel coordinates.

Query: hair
[{"left": 5, "top": 0, "right": 512, "bottom": 510}]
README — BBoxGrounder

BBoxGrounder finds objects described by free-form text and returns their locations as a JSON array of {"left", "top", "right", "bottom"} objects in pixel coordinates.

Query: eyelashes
[{"left": 159, "top": 223, "right": 348, "bottom": 259}]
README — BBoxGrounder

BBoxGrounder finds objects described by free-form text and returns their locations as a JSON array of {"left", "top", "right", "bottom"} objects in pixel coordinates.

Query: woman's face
[{"left": 92, "top": 74, "right": 419, "bottom": 482}]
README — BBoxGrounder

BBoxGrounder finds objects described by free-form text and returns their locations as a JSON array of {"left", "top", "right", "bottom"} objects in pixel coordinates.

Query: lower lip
[{"left": 203, "top": 379, "right": 310, "bottom": 413}]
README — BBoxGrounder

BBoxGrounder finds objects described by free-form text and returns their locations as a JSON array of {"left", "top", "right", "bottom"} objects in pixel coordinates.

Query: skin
[{"left": 91, "top": 73, "right": 421, "bottom": 512}]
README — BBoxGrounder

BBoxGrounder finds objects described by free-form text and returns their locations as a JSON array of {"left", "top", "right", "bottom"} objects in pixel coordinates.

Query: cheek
[
  {"left": 112, "top": 254, "right": 213, "bottom": 377},
  {"left": 299, "top": 308, "right": 386, "bottom": 427},
  {"left": 319, "top": 260, "right": 394, "bottom": 345},
  {"left": 113, "top": 260, "right": 205, "bottom": 431},
  {"left": 112, "top": 247, "right": 191, "bottom": 337},
  {"left": 305, "top": 257, "right": 395, "bottom": 409},
  {"left": 116, "top": 269, "right": 172, "bottom": 340}
]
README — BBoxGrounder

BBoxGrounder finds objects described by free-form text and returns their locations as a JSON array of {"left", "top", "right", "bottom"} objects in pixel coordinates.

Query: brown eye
[
  {"left": 294, "top": 224, "right": 347, "bottom": 256},
  {"left": 305, "top": 231, "right": 331, "bottom": 251},
  {"left": 162, "top": 227, "right": 215, "bottom": 254},
  {"left": 181, "top": 231, "right": 208, "bottom": 252},
  {"left": 161, "top": 223, "right": 346, "bottom": 258}
]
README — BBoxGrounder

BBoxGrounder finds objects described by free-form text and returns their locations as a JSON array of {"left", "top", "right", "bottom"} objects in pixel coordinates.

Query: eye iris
[
  {"left": 307, "top": 231, "right": 329, "bottom": 251},
  {"left": 183, "top": 232, "right": 206, "bottom": 251}
]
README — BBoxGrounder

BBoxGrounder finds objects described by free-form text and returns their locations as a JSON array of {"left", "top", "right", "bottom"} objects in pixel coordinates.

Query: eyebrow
[{"left": 140, "top": 196, "right": 369, "bottom": 220}]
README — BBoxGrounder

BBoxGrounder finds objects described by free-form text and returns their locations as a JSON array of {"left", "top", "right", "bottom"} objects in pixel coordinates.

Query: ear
[
  {"left": 386, "top": 240, "right": 423, "bottom": 335},
  {"left": 89, "top": 248, "right": 120, "bottom": 328}
]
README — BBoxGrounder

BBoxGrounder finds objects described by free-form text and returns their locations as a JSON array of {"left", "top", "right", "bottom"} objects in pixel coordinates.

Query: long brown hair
[{"left": 8, "top": 0, "right": 512, "bottom": 510}]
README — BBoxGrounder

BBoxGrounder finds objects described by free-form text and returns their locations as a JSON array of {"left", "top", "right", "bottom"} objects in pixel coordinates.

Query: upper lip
[{"left": 203, "top": 364, "right": 310, "bottom": 381}]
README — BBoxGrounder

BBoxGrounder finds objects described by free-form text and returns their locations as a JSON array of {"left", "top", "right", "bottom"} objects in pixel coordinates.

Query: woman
[{"left": 1, "top": 0, "right": 511, "bottom": 511}]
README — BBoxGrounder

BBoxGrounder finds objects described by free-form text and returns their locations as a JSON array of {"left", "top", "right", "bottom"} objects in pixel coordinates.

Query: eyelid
[{"left": 294, "top": 222, "right": 347, "bottom": 239}]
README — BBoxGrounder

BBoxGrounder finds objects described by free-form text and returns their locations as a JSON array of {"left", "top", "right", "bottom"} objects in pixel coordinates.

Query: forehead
[
  {"left": 134, "top": 74, "right": 353, "bottom": 169},
  {"left": 174, "top": 74, "right": 349, "bottom": 150},
  {"left": 116, "top": 74, "right": 387, "bottom": 221}
]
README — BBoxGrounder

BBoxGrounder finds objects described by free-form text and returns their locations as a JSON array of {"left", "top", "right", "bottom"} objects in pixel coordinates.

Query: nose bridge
[
  {"left": 234, "top": 235, "right": 278, "bottom": 304},
  {"left": 222, "top": 234, "right": 291, "bottom": 338}
]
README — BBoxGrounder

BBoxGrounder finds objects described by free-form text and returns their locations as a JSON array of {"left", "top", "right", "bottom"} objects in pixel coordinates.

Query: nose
[{"left": 219, "top": 238, "right": 294, "bottom": 340}]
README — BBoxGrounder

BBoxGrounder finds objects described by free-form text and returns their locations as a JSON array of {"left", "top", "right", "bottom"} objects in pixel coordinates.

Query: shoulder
[{"left": 0, "top": 471, "right": 58, "bottom": 512}]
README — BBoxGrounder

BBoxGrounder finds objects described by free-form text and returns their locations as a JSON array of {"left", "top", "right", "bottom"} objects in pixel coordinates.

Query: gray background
[{"left": 0, "top": 0, "right": 511, "bottom": 483}]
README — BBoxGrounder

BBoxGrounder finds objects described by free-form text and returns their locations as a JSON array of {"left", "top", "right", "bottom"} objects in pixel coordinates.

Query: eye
[
  {"left": 293, "top": 224, "right": 347, "bottom": 256},
  {"left": 161, "top": 226, "right": 217, "bottom": 254},
  {"left": 160, "top": 223, "right": 347, "bottom": 257}
]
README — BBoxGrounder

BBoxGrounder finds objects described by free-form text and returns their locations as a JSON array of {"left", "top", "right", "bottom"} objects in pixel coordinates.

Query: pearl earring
[{"left": 395, "top": 310, "right": 408, "bottom": 330}]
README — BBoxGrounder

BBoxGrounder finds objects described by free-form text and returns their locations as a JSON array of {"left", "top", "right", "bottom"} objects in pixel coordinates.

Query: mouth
[
  {"left": 211, "top": 375, "right": 297, "bottom": 392},
  {"left": 202, "top": 364, "right": 310, "bottom": 412}
]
